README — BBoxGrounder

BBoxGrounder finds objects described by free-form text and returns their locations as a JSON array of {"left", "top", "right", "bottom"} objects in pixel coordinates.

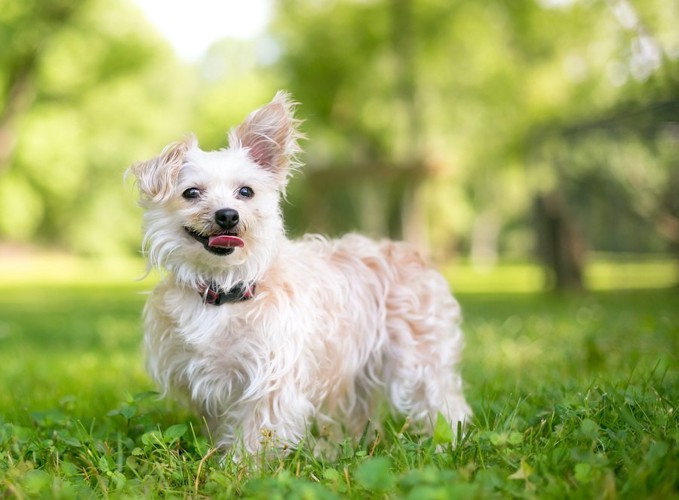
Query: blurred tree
[
  {"left": 274, "top": 0, "right": 479, "bottom": 256},
  {"left": 526, "top": 0, "right": 679, "bottom": 288},
  {"left": 0, "top": 0, "right": 676, "bottom": 289},
  {"left": 191, "top": 37, "right": 281, "bottom": 150},
  {"left": 0, "top": 0, "right": 86, "bottom": 170},
  {"left": 0, "top": 0, "right": 193, "bottom": 254},
  {"left": 530, "top": 98, "right": 679, "bottom": 287},
  {"left": 271, "top": 0, "right": 679, "bottom": 289}
]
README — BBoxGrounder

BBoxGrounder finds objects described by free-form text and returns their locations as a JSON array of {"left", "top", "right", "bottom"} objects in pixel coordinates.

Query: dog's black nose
[{"left": 215, "top": 208, "right": 239, "bottom": 229}]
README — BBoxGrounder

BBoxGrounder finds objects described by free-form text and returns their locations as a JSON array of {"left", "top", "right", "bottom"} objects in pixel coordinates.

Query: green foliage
[
  {"left": 0, "top": 281, "right": 677, "bottom": 497},
  {"left": 0, "top": 0, "right": 193, "bottom": 255},
  {"left": 271, "top": 0, "right": 679, "bottom": 258},
  {"left": 432, "top": 412, "right": 454, "bottom": 446},
  {"left": 1, "top": 0, "right": 678, "bottom": 263}
]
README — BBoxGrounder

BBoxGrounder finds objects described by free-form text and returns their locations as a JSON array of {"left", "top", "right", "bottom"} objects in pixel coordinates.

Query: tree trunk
[{"left": 534, "top": 192, "right": 586, "bottom": 290}]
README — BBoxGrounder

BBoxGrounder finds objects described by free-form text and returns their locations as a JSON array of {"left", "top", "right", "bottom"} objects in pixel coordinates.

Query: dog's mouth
[{"left": 184, "top": 227, "right": 245, "bottom": 256}]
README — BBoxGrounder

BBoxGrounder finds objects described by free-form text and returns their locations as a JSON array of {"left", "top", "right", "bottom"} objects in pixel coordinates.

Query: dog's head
[{"left": 130, "top": 91, "right": 302, "bottom": 285}]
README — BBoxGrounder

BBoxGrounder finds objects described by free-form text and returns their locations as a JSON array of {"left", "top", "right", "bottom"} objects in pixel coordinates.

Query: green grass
[
  {"left": 0, "top": 278, "right": 677, "bottom": 498},
  {"left": 443, "top": 254, "right": 678, "bottom": 293}
]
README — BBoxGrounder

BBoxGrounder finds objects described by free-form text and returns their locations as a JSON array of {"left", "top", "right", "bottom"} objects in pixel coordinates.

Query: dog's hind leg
[
  {"left": 382, "top": 313, "right": 471, "bottom": 434},
  {"left": 380, "top": 245, "right": 471, "bottom": 433}
]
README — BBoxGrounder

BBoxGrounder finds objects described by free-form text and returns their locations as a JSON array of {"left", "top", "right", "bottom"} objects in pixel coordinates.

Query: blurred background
[{"left": 0, "top": 0, "right": 677, "bottom": 292}]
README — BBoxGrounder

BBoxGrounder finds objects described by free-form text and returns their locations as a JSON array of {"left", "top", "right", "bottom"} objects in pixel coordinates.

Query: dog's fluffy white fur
[{"left": 130, "top": 92, "right": 471, "bottom": 455}]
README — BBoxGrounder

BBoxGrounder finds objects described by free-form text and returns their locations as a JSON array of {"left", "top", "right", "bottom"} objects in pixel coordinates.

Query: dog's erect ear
[
  {"left": 229, "top": 91, "right": 303, "bottom": 184},
  {"left": 129, "top": 135, "right": 197, "bottom": 203}
]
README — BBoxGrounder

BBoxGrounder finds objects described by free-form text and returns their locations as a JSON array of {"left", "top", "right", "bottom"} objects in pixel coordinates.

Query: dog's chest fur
[{"left": 144, "top": 235, "right": 391, "bottom": 418}]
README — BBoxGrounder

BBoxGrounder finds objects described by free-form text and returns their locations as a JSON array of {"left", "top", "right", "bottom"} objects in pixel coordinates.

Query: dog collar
[{"left": 198, "top": 282, "right": 256, "bottom": 306}]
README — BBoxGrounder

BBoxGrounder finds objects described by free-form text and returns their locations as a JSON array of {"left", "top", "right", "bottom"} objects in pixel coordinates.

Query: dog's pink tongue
[{"left": 208, "top": 235, "right": 245, "bottom": 248}]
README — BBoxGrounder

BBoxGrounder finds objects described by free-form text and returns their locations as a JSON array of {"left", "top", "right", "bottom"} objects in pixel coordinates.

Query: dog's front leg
[{"left": 234, "top": 383, "right": 313, "bottom": 456}]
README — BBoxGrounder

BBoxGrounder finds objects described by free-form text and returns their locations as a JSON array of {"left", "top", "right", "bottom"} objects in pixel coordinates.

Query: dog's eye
[
  {"left": 238, "top": 186, "right": 254, "bottom": 199},
  {"left": 182, "top": 188, "right": 201, "bottom": 200}
]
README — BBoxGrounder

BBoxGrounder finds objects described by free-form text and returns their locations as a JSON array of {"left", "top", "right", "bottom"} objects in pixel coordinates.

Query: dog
[{"left": 129, "top": 91, "right": 471, "bottom": 456}]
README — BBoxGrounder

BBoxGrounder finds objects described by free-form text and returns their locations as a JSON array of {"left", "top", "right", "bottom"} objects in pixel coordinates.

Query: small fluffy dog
[{"left": 130, "top": 92, "right": 470, "bottom": 455}]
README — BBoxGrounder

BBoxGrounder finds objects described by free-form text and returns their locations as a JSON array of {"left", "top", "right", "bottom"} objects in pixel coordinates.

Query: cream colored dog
[{"left": 130, "top": 92, "right": 470, "bottom": 455}]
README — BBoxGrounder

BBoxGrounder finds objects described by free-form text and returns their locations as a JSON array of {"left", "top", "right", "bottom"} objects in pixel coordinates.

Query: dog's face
[{"left": 130, "top": 92, "right": 302, "bottom": 283}]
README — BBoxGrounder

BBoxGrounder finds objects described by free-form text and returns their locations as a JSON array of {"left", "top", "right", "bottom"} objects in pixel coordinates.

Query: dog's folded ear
[
  {"left": 129, "top": 135, "right": 197, "bottom": 203},
  {"left": 229, "top": 91, "right": 303, "bottom": 186}
]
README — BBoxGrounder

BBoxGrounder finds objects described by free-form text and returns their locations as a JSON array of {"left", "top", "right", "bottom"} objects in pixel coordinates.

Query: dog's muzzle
[{"left": 184, "top": 209, "right": 246, "bottom": 256}]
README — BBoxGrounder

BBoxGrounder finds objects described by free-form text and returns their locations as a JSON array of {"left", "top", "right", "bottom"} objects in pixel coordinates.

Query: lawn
[{"left": 0, "top": 265, "right": 677, "bottom": 498}]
